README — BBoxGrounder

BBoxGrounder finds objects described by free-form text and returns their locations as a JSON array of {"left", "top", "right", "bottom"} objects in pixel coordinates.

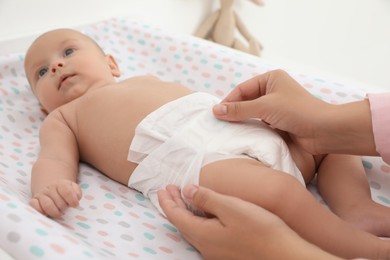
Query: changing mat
[{"left": 1, "top": 17, "right": 390, "bottom": 260}]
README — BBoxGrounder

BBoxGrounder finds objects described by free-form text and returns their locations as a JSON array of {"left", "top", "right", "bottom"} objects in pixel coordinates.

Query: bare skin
[{"left": 24, "top": 29, "right": 390, "bottom": 259}]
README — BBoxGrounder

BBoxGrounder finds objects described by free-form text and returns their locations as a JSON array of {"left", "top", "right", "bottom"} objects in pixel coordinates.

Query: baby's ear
[{"left": 106, "top": 54, "right": 121, "bottom": 77}]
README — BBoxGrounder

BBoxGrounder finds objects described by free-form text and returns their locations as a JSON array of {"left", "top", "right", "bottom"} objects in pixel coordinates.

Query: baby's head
[{"left": 24, "top": 28, "right": 121, "bottom": 113}]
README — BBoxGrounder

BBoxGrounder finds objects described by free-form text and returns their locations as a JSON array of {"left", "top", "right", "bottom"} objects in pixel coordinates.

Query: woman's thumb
[
  {"left": 213, "top": 99, "right": 263, "bottom": 121},
  {"left": 182, "top": 185, "right": 222, "bottom": 216}
]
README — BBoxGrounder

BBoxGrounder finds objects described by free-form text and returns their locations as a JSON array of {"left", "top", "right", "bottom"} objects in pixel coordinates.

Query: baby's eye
[
  {"left": 64, "top": 48, "right": 74, "bottom": 57},
  {"left": 38, "top": 67, "right": 48, "bottom": 78}
]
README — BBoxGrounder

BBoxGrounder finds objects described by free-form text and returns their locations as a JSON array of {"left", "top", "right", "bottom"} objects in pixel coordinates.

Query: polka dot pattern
[{"left": 1, "top": 16, "right": 390, "bottom": 259}]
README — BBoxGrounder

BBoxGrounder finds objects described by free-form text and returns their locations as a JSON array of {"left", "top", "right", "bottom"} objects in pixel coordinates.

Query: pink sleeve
[{"left": 367, "top": 92, "right": 390, "bottom": 164}]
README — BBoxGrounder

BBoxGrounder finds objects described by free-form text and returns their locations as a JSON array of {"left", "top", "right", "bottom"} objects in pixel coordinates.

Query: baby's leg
[
  {"left": 317, "top": 154, "right": 390, "bottom": 237},
  {"left": 199, "top": 158, "right": 390, "bottom": 259}
]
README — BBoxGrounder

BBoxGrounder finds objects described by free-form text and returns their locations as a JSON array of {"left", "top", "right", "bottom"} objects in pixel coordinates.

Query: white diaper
[{"left": 128, "top": 92, "right": 304, "bottom": 214}]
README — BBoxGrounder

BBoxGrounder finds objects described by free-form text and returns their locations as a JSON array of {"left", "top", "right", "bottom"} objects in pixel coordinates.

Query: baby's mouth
[{"left": 58, "top": 74, "right": 75, "bottom": 89}]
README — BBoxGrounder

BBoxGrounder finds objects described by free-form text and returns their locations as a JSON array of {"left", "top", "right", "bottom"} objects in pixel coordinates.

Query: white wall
[{"left": 0, "top": 0, "right": 389, "bottom": 91}]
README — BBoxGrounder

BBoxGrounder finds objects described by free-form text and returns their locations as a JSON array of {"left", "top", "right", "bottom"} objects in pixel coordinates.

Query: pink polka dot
[
  {"left": 63, "top": 234, "right": 79, "bottom": 245},
  {"left": 215, "top": 90, "right": 225, "bottom": 97},
  {"left": 103, "top": 241, "right": 115, "bottom": 248},
  {"left": 142, "top": 223, "right": 157, "bottom": 230},
  {"left": 320, "top": 88, "right": 332, "bottom": 94},
  {"left": 209, "top": 54, "right": 217, "bottom": 59},
  {"left": 84, "top": 194, "right": 94, "bottom": 200},
  {"left": 175, "top": 64, "right": 183, "bottom": 70},
  {"left": 118, "top": 186, "right": 129, "bottom": 194},
  {"left": 166, "top": 233, "right": 181, "bottom": 242},
  {"left": 202, "top": 72, "right": 210, "bottom": 78},
  {"left": 217, "top": 75, "right": 226, "bottom": 81},
  {"left": 38, "top": 219, "right": 54, "bottom": 228},
  {"left": 104, "top": 203, "right": 115, "bottom": 210},
  {"left": 98, "top": 230, "right": 108, "bottom": 236},
  {"left": 75, "top": 215, "right": 88, "bottom": 221},
  {"left": 100, "top": 185, "right": 112, "bottom": 192},
  {"left": 191, "top": 65, "right": 199, "bottom": 71},
  {"left": 129, "top": 211, "right": 140, "bottom": 218},
  {"left": 159, "top": 247, "right": 173, "bottom": 254},
  {"left": 381, "top": 165, "right": 390, "bottom": 173},
  {"left": 141, "top": 51, "right": 149, "bottom": 56},
  {"left": 60, "top": 222, "right": 75, "bottom": 231},
  {"left": 303, "top": 83, "right": 313, "bottom": 89},
  {"left": 222, "top": 58, "right": 231, "bottom": 63},
  {"left": 169, "top": 46, "right": 177, "bottom": 51},
  {"left": 161, "top": 57, "right": 168, "bottom": 63},
  {"left": 0, "top": 194, "right": 10, "bottom": 201},
  {"left": 128, "top": 252, "right": 139, "bottom": 257},
  {"left": 50, "top": 243, "right": 65, "bottom": 254},
  {"left": 127, "top": 47, "right": 135, "bottom": 53}
]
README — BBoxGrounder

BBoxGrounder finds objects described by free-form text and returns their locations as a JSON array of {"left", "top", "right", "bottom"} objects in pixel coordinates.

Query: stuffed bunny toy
[{"left": 194, "top": 0, "right": 263, "bottom": 56}]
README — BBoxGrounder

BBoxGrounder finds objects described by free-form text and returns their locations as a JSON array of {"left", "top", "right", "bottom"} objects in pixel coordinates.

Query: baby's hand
[{"left": 29, "top": 180, "right": 82, "bottom": 218}]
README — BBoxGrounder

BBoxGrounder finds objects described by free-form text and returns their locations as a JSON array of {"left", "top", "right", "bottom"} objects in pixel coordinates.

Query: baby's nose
[{"left": 51, "top": 62, "right": 64, "bottom": 73}]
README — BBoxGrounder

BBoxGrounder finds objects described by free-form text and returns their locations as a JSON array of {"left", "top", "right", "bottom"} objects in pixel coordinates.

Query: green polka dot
[
  {"left": 114, "top": 211, "right": 122, "bottom": 216},
  {"left": 362, "top": 160, "right": 373, "bottom": 169},
  {"left": 16, "top": 162, "right": 24, "bottom": 167},
  {"left": 135, "top": 193, "right": 145, "bottom": 201},
  {"left": 204, "top": 83, "right": 211, "bottom": 88},
  {"left": 144, "top": 212, "right": 156, "bottom": 219},
  {"left": 30, "top": 246, "right": 44, "bottom": 257},
  {"left": 234, "top": 72, "right": 242, "bottom": 77},
  {"left": 144, "top": 232, "right": 155, "bottom": 240},
  {"left": 77, "top": 222, "right": 91, "bottom": 229},
  {"left": 80, "top": 183, "right": 89, "bottom": 189},
  {"left": 83, "top": 251, "right": 94, "bottom": 257},
  {"left": 143, "top": 247, "right": 157, "bottom": 254},
  {"left": 174, "top": 54, "right": 181, "bottom": 59},
  {"left": 138, "top": 39, "right": 146, "bottom": 45},
  {"left": 377, "top": 196, "right": 390, "bottom": 204},
  {"left": 155, "top": 47, "right": 161, "bottom": 52},
  {"left": 200, "top": 59, "right": 208, "bottom": 64},
  {"left": 35, "top": 228, "right": 48, "bottom": 236},
  {"left": 214, "top": 64, "right": 223, "bottom": 69},
  {"left": 163, "top": 223, "right": 177, "bottom": 232},
  {"left": 105, "top": 193, "right": 115, "bottom": 199},
  {"left": 7, "top": 203, "right": 17, "bottom": 209}
]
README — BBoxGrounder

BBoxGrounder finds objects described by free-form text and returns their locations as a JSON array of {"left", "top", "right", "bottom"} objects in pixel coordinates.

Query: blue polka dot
[
  {"left": 80, "top": 183, "right": 89, "bottom": 189},
  {"left": 135, "top": 193, "right": 145, "bottom": 201},
  {"left": 377, "top": 195, "right": 390, "bottom": 204},
  {"left": 105, "top": 193, "right": 115, "bottom": 199},
  {"left": 362, "top": 160, "right": 373, "bottom": 169},
  {"left": 214, "top": 64, "right": 223, "bottom": 70},
  {"left": 144, "top": 212, "right": 156, "bottom": 219},
  {"left": 143, "top": 247, "right": 157, "bottom": 254},
  {"left": 30, "top": 246, "right": 44, "bottom": 257},
  {"left": 35, "top": 228, "right": 48, "bottom": 236},
  {"left": 144, "top": 232, "right": 155, "bottom": 240},
  {"left": 77, "top": 222, "right": 91, "bottom": 229},
  {"left": 163, "top": 223, "right": 177, "bottom": 232}
]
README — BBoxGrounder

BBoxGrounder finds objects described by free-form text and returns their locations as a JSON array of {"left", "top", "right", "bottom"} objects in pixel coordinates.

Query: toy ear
[
  {"left": 106, "top": 54, "right": 121, "bottom": 77},
  {"left": 250, "top": 0, "right": 265, "bottom": 6}
]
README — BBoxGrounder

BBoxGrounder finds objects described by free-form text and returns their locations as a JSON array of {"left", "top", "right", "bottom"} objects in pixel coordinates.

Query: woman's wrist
[{"left": 318, "top": 99, "right": 377, "bottom": 156}]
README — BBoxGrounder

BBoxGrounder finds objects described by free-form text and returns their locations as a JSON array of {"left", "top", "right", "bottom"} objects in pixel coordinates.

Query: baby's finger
[
  {"left": 29, "top": 198, "right": 45, "bottom": 215},
  {"left": 38, "top": 195, "right": 63, "bottom": 218},
  {"left": 57, "top": 182, "right": 81, "bottom": 207}
]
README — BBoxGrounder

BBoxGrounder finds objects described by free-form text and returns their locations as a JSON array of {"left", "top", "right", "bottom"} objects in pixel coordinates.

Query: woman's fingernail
[
  {"left": 213, "top": 104, "right": 227, "bottom": 115},
  {"left": 183, "top": 184, "right": 199, "bottom": 200}
]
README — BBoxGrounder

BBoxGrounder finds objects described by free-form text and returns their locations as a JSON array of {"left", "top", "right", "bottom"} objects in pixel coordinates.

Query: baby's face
[{"left": 24, "top": 29, "right": 120, "bottom": 113}]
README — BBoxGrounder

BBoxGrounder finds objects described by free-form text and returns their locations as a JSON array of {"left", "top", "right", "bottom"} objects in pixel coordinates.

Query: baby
[{"left": 24, "top": 28, "right": 390, "bottom": 259}]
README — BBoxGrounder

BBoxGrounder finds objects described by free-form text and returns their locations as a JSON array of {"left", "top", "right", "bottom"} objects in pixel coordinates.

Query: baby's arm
[{"left": 29, "top": 111, "right": 82, "bottom": 218}]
